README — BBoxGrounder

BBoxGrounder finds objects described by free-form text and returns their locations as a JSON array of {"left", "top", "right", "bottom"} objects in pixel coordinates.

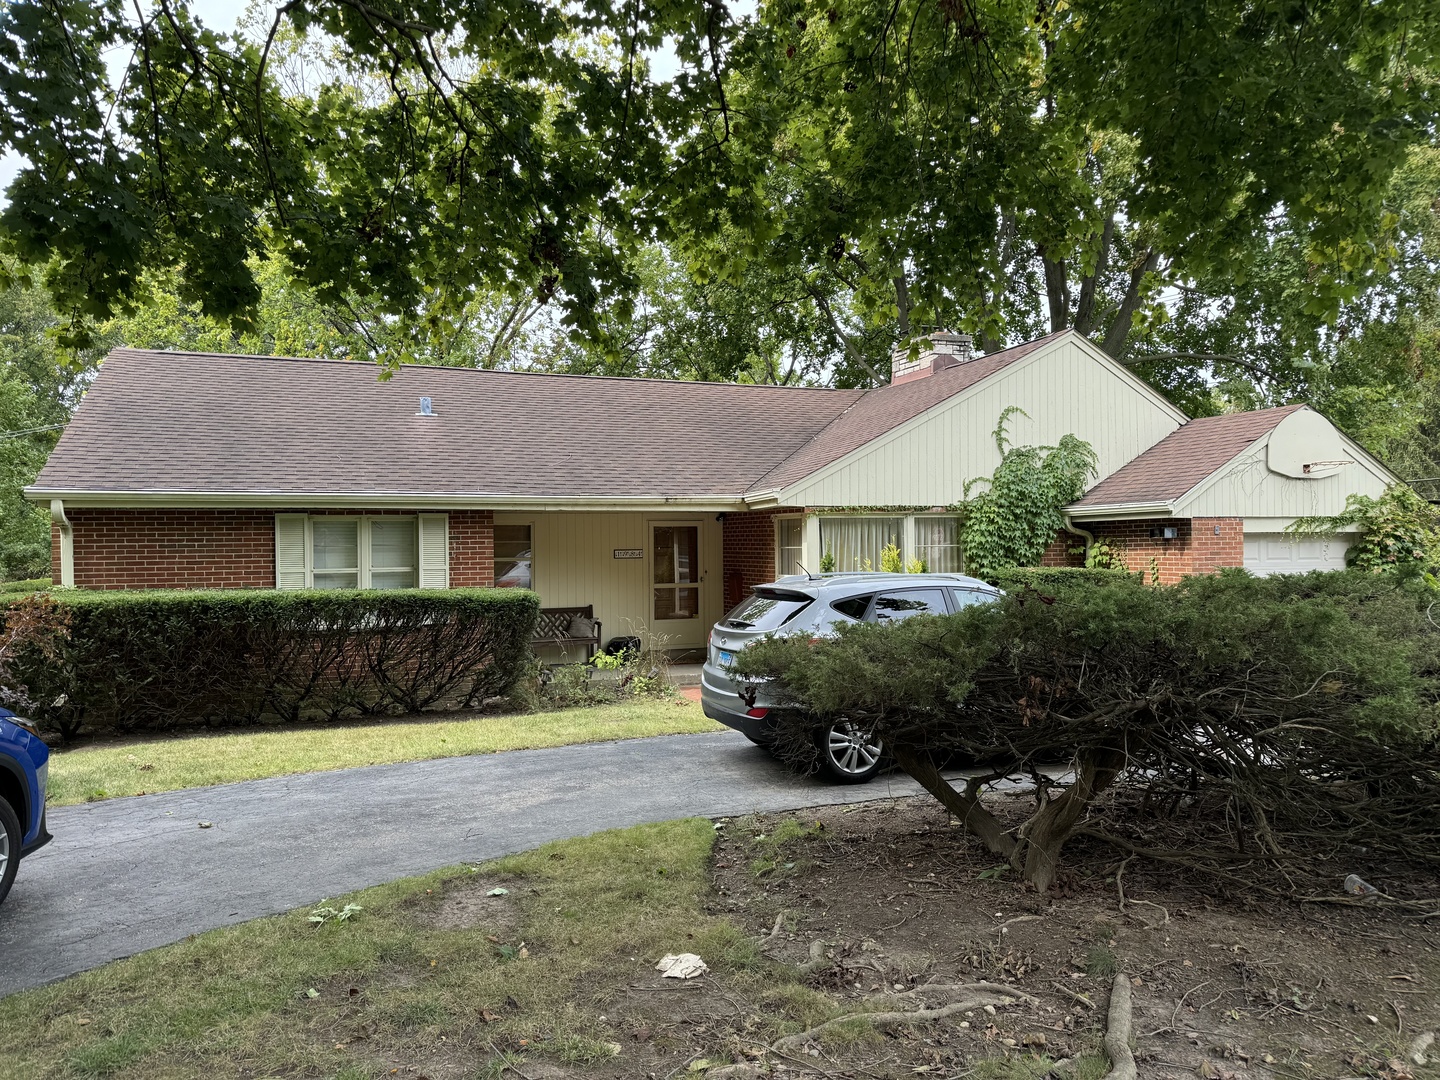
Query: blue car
[{"left": 0, "top": 705, "right": 51, "bottom": 906}]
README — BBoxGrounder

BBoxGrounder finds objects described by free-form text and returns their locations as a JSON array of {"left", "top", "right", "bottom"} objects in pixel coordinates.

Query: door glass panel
[
  {"left": 654, "top": 586, "right": 700, "bottom": 621},
  {"left": 871, "top": 589, "right": 948, "bottom": 623},
  {"left": 312, "top": 520, "right": 359, "bottom": 589},
  {"left": 653, "top": 525, "right": 700, "bottom": 620},
  {"left": 495, "top": 524, "right": 533, "bottom": 588}
]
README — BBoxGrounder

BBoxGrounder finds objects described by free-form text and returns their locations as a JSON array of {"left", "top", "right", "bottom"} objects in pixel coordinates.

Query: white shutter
[
  {"left": 418, "top": 513, "right": 450, "bottom": 589},
  {"left": 275, "top": 514, "right": 310, "bottom": 589}
]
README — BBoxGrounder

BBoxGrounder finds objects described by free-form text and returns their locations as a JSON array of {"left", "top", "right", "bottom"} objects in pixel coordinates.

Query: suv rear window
[
  {"left": 720, "top": 589, "right": 813, "bottom": 630},
  {"left": 872, "top": 588, "right": 949, "bottom": 623},
  {"left": 830, "top": 594, "right": 872, "bottom": 621}
]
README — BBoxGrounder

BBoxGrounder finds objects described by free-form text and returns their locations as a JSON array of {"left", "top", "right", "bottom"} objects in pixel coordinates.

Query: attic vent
[{"left": 417, "top": 397, "right": 436, "bottom": 417}]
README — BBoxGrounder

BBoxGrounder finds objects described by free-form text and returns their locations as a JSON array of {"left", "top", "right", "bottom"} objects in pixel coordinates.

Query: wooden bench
[{"left": 533, "top": 605, "right": 603, "bottom": 663}]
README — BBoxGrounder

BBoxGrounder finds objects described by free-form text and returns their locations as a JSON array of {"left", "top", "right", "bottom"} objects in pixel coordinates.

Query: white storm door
[{"left": 650, "top": 522, "right": 704, "bottom": 646}]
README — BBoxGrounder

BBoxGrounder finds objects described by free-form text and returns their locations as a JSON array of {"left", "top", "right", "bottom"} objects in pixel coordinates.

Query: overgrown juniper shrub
[
  {"left": 733, "top": 570, "right": 1440, "bottom": 893},
  {"left": 0, "top": 588, "right": 540, "bottom": 739}
]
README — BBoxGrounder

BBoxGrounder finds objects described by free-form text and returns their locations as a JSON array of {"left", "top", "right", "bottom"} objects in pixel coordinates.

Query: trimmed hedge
[
  {"left": 3, "top": 588, "right": 540, "bottom": 739},
  {"left": 0, "top": 578, "right": 52, "bottom": 594},
  {"left": 988, "top": 566, "right": 1136, "bottom": 590}
]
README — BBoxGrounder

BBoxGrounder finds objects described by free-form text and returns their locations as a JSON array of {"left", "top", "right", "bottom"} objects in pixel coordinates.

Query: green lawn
[
  {"left": 0, "top": 818, "right": 765, "bottom": 1080},
  {"left": 46, "top": 699, "right": 720, "bottom": 806}
]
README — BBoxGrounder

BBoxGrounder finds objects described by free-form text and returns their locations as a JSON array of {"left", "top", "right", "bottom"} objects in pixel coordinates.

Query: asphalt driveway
[{"left": 0, "top": 730, "right": 937, "bottom": 998}]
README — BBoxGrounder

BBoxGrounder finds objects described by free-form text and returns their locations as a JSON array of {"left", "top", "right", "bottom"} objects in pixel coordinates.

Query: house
[{"left": 26, "top": 330, "right": 1396, "bottom": 653}]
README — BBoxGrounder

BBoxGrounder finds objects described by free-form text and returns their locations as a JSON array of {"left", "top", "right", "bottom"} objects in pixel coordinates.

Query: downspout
[
  {"left": 49, "top": 499, "right": 74, "bottom": 587},
  {"left": 1062, "top": 513, "right": 1095, "bottom": 566}
]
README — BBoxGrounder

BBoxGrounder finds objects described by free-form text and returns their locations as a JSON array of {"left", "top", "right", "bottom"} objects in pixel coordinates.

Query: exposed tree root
[
  {"left": 1410, "top": 1031, "right": 1435, "bottom": 1066},
  {"left": 795, "top": 939, "right": 830, "bottom": 977},
  {"left": 758, "top": 911, "right": 786, "bottom": 947},
  {"left": 770, "top": 982, "right": 1036, "bottom": 1053},
  {"left": 1103, "top": 970, "right": 1137, "bottom": 1080}
]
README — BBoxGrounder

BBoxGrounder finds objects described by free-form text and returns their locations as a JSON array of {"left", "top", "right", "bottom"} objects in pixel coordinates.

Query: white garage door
[{"left": 1243, "top": 533, "right": 1349, "bottom": 576}]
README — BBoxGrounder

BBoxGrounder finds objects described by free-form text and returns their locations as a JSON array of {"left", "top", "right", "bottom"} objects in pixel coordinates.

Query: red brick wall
[
  {"left": 1039, "top": 531, "right": 1083, "bottom": 567},
  {"left": 1081, "top": 517, "right": 1245, "bottom": 585},
  {"left": 55, "top": 508, "right": 495, "bottom": 590},
  {"left": 448, "top": 510, "right": 494, "bottom": 588},
  {"left": 722, "top": 507, "right": 803, "bottom": 607}
]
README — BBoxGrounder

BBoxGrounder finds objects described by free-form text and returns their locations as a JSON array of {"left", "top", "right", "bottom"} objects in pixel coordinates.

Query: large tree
[
  {"left": 690, "top": 0, "right": 1440, "bottom": 363},
  {"left": 2, "top": 0, "right": 1437, "bottom": 367}
]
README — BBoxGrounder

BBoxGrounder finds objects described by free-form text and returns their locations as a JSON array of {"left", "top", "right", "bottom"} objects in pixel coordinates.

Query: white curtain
[
  {"left": 819, "top": 517, "right": 903, "bottom": 572},
  {"left": 914, "top": 516, "right": 962, "bottom": 573}
]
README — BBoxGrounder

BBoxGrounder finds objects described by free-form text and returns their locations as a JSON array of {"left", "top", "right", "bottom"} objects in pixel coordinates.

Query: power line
[{"left": 0, "top": 423, "right": 65, "bottom": 440}]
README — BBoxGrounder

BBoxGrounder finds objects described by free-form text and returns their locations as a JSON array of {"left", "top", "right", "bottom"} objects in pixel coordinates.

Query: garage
[{"left": 1243, "top": 533, "right": 1350, "bottom": 576}]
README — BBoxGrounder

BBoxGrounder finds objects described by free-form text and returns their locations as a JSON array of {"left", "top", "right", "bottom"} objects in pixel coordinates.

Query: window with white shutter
[
  {"left": 274, "top": 513, "right": 449, "bottom": 589},
  {"left": 275, "top": 514, "right": 310, "bottom": 589},
  {"left": 418, "top": 514, "right": 450, "bottom": 589}
]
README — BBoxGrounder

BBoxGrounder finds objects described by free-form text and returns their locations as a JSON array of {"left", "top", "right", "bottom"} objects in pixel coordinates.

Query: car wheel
[
  {"left": 0, "top": 796, "right": 20, "bottom": 907},
  {"left": 816, "top": 720, "right": 884, "bottom": 784}
]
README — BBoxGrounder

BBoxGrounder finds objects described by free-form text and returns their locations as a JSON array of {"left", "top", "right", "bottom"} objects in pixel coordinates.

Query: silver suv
[{"left": 701, "top": 572, "right": 1000, "bottom": 783}]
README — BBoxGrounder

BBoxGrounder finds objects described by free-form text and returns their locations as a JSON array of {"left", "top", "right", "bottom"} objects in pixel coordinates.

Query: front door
[{"left": 651, "top": 522, "right": 704, "bottom": 647}]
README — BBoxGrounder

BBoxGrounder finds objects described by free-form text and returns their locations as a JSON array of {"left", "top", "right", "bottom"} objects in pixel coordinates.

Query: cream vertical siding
[
  {"left": 1175, "top": 440, "right": 1391, "bottom": 521},
  {"left": 495, "top": 510, "right": 722, "bottom": 653},
  {"left": 776, "top": 337, "right": 1185, "bottom": 508}
]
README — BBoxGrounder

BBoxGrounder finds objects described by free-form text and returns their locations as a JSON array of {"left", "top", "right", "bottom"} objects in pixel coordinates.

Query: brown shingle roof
[
  {"left": 1070, "top": 405, "right": 1306, "bottom": 508},
  {"left": 32, "top": 334, "right": 1071, "bottom": 502},
  {"left": 34, "top": 350, "right": 864, "bottom": 499}
]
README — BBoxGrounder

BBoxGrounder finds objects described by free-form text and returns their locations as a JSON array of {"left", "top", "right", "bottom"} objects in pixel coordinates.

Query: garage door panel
[{"left": 1243, "top": 533, "right": 1349, "bottom": 576}]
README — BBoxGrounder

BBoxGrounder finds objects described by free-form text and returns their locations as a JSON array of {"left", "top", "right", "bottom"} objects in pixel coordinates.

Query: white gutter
[
  {"left": 24, "top": 489, "right": 752, "bottom": 513},
  {"left": 49, "top": 499, "right": 74, "bottom": 587},
  {"left": 1061, "top": 513, "right": 1096, "bottom": 563},
  {"left": 1064, "top": 500, "right": 1175, "bottom": 522}
]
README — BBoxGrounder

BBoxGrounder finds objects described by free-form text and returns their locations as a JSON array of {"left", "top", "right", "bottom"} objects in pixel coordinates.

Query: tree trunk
[
  {"left": 1100, "top": 249, "right": 1159, "bottom": 359},
  {"left": 1013, "top": 745, "right": 1128, "bottom": 893},
  {"left": 891, "top": 745, "right": 1017, "bottom": 858},
  {"left": 1040, "top": 250, "right": 1069, "bottom": 333},
  {"left": 894, "top": 273, "right": 912, "bottom": 339},
  {"left": 1073, "top": 213, "right": 1115, "bottom": 335}
]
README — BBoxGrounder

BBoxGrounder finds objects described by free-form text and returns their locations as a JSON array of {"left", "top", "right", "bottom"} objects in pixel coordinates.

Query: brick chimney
[{"left": 890, "top": 331, "right": 974, "bottom": 385}]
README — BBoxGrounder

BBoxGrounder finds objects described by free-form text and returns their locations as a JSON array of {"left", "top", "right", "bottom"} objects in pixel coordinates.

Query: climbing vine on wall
[
  {"left": 955, "top": 407, "right": 1098, "bottom": 580},
  {"left": 1289, "top": 485, "right": 1440, "bottom": 587}
]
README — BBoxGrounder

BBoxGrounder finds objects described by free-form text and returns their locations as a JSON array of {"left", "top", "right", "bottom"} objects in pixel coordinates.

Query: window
[
  {"left": 721, "top": 589, "right": 813, "bottom": 630},
  {"left": 775, "top": 517, "right": 805, "bottom": 577},
  {"left": 494, "top": 524, "right": 533, "bottom": 588},
  {"left": 276, "top": 514, "right": 448, "bottom": 590},
  {"left": 654, "top": 524, "right": 701, "bottom": 620},
  {"left": 830, "top": 594, "right": 872, "bottom": 621},
  {"left": 950, "top": 587, "right": 997, "bottom": 610},
  {"left": 370, "top": 519, "right": 418, "bottom": 589},
  {"left": 871, "top": 588, "right": 949, "bottom": 623},
  {"left": 819, "top": 516, "right": 903, "bottom": 572},
  {"left": 312, "top": 519, "right": 360, "bottom": 589},
  {"left": 914, "top": 516, "right": 962, "bottom": 573}
]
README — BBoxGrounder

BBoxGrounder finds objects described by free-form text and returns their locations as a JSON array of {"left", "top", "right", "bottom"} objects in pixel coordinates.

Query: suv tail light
[{"left": 745, "top": 707, "right": 769, "bottom": 719}]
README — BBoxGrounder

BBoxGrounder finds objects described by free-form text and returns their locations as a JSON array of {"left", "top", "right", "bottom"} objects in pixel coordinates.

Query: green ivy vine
[
  {"left": 954, "top": 407, "right": 1099, "bottom": 580},
  {"left": 1289, "top": 485, "right": 1440, "bottom": 587}
]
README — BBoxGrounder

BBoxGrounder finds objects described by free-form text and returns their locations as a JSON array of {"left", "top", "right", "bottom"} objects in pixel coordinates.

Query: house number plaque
[{"left": 613, "top": 548, "right": 643, "bottom": 559}]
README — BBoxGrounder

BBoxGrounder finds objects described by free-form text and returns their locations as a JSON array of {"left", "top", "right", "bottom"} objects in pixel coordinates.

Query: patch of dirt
[
  {"left": 692, "top": 794, "right": 1440, "bottom": 1079},
  {"left": 402, "top": 874, "right": 525, "bottom": 935},
  {"left": 289, "top": 795, "right": 1440, "bottom": 1080}
]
